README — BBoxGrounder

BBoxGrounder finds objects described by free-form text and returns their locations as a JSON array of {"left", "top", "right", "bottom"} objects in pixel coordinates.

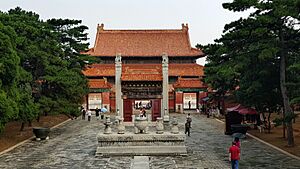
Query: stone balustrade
[{"left": 97, "top": 116, "right": 187, "bottom": 156}]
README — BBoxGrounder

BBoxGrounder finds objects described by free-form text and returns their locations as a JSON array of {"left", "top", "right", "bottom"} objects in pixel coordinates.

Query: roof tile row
[
  {"left": 88, "top": 79, "right": 112, "bottom": 89},
  {"left": 83, "top": 63, "right": 204, "bottom": 79},
  {"left": 82, "top": 24, "right": 204, "bottom": 57}
]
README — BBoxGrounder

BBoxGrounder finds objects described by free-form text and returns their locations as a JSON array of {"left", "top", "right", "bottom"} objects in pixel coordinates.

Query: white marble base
[{"left": 96, "top": 132, "right": 187, "bottom": 156}]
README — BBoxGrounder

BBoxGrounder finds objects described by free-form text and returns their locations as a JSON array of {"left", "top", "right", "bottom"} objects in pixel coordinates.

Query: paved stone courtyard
[{"left": 0, "top": 113, "right": 300, "bottom": 169}]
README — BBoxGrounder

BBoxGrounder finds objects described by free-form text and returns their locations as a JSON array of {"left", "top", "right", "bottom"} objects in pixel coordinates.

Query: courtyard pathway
[{"left": 0, "top": 113, "right": 299, "bottom": 169}]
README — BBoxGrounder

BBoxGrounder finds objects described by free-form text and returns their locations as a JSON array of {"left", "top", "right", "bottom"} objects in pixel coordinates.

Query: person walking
[
  {"left": 95, "top": 108, "right": 100, "bottom": 120},
  {"left": 186, "top": 113, "right": 192, "bottom": 126},
  {"left": 229, "top": 141, "right": 240, "bottom": 169},
  {"left": 234, "top": 137, "right": 241, "bottom": 149},
  {"left": 87, "top": 109, "right": 92, "bottom": 122},
  {"left": 100, "top": 109, "right": 104, "bottom": 120},
  {"left": 81, "top": 108, "right": 86, "bottom": 120},
  {"left": 185, "top": 113, "right": 192, "bottom": 136},
  {"left": 185, "top": 121, "right": 191, "bottom": 136}
]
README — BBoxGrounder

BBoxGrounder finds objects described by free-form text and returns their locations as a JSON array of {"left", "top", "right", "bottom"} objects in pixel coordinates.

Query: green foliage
[
  {"left": 286, "top": 43, "right": 300, "bottom": 105},
  {"left": 197, "top": 44, "right": 239, "bottom": 96},
  {"left": 47, "top": 18, "right": 97, "bottom": 69},
  {"left": 273, "top": 113, "right": 299, "bottom": 127},
  {"left": 41, "top": 69, "right": 88, "bottom": 115},
  {"left": 0, "top": 91, "right": 18, "bottom": 132},
  {"left": 0, "top": 23, "right": 19, "bottom": 86},
  {"left": 273, "top": 117, "right": 283, "bottom": 127},
  {"left": 0, "top": 7, "right": 90, "bottom": 132},
  {"left": 203, "top": 0, "right": 299, "bottom": 145},
  {"left": 0, "top": 22, "right": 19, "bottom": 132},
  {"left": 18, "top": 68, "right": 38, "bottom": 123},
  {"left": 203, "top": 0, "right": 299, "bottom": 110}
]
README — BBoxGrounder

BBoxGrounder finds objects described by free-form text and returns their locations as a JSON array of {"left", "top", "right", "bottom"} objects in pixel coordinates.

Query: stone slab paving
[
  {"left": 171, "top": 113, "right": 300, "bottom": 169},
  {"left": 0, "top": 113, "right": 300, "bottom": 169},
  {"left": 131, "top": 156, "right": 149, "bottom": 169}
]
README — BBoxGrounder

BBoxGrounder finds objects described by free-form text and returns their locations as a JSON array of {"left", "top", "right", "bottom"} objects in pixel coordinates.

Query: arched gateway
[{"left": 82, "top": 24, "right": 207, "bottom": 121}]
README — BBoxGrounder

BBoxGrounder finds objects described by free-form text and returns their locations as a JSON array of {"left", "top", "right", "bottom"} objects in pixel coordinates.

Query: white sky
[{"left": 0, "top": 0, "right": 249, "bottom": 65}]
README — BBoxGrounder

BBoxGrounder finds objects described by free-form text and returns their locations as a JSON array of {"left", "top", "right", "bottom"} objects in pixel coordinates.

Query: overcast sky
[{"left": 0, "top": 0, "right": 250, "bottom": 65}]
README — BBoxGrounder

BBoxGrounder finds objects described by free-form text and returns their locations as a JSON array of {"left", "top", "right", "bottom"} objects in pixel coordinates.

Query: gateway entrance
[
  {"left": 123, "top": 99, "right": 161, "bottom": 122},
  {"left": 122, "top": 81, "right": 162, "bottom": 122}
]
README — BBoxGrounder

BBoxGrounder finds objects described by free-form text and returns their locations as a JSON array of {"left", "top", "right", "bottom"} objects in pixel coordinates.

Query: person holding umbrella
[{"left": 101, "top": 107, "right": 108, "bottom": 120}]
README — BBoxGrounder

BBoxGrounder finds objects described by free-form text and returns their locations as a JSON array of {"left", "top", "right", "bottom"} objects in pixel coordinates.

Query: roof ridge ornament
[
  {"left": 181, "top": 23, "right": 189, "bottom": 31},
  {"left": 98, "top": 23, "right": 104, "bottom": 31}
]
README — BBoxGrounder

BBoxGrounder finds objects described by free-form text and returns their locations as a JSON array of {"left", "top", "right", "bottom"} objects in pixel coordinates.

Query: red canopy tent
[
  {"left": 227, "top": 104, "right": 257, "bottom": 115},
  {"left": 225, "top": 104, "right": 258, "bottom": 135},
  {"left": 237, "top": 107, "right": 257, "bottom": 115},
  {"left": 227, "top": 104, "right": 241, "bottom": 112}
]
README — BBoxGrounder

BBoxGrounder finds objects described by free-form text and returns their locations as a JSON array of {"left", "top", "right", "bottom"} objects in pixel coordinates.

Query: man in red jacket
[{"left": 229, "top": 141, "right": 240, "bottom": 169}]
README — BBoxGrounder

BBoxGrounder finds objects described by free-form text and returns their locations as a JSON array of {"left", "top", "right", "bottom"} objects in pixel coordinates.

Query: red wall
[
  {"left": 175, "top": 92, "right": 183, "bottom": 104},
  {"left": 169, "top": 92, "right": 175, "bottom": 111},
  {"left": 110, "top": 97, "right": 116, "bottom": 112},
  {"left": 102, "top": 92, "right": 110, "bottom": 105}
]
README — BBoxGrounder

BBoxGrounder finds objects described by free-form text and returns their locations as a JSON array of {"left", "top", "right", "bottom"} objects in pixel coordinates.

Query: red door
[
  {"left": 123, "top": 99, "right": 132, "bottom": 122},
  {"left": 151, "top": 99, "right": 161, "bottom": 121}
]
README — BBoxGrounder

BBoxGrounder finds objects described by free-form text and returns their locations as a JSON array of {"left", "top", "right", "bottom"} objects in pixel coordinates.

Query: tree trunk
[
  {"left": 279, "top": 30, "right": 294, "bottom": 146},
  {"left": 221, "top": 94, "right": 225, "bottom": 115},
  {"left": 20, "top": 122, "right": 25, "bottom": 131},
  {"left": 28, "top": 120, "right": 32, "bottom": 127},
  {"left": 292, "top": 107, "right": 295, "bottom": 123},
  {"left": 36, "top": 115, "right": 40, "bottom": 122},
  {"left": 217, "top": 95, "right": 221, "bottom": 114},
  {"left": 283, "top": 110, "right": 286, "bottom": 138}
]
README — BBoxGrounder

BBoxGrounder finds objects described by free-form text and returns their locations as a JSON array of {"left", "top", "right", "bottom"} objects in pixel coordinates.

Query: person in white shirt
[{"left": 87, "top": 109, "right": 92, "bottom": 121}]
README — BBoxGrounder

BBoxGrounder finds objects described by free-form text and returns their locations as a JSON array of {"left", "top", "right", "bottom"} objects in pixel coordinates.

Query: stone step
[{"left": 96, "top": 145, "right": 187, "bottom": 157}]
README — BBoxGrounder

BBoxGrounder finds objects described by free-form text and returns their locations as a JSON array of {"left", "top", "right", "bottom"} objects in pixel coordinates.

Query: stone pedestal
[
  {"left": 147, "top": 114, "right": 152, "bottom": 122},
  {"left": 96, "top": 132, "right": 187, "bottom": 156},
  {"left": 171, "top": 117, "right": 179, "bottom": 134},
  {"left": 117, "top": 118, "right": 125, "bottom": 134},
  {"left": 104, "top": 116, "right": 112, "bottom": 134},
  {"left": 156, "top": 117, "right": 164, "bottom": 134}
]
